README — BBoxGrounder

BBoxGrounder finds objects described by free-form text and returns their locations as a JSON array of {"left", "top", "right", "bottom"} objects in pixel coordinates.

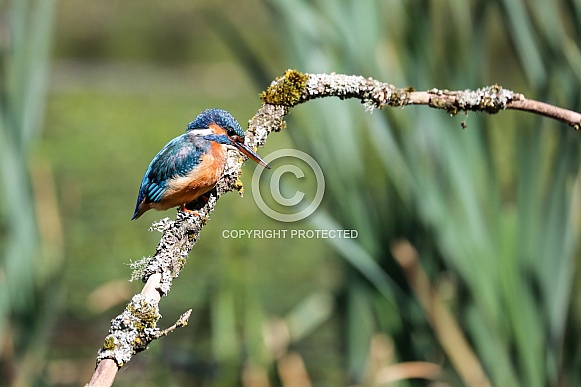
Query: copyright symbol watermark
[{"left": 251, "top": 149, "right": 325, "bottom": 222}]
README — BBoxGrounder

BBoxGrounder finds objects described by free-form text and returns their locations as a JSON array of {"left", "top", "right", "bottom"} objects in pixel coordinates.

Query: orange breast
[{"left": 155, "top": 142, "right": 227, "bottom": 210}]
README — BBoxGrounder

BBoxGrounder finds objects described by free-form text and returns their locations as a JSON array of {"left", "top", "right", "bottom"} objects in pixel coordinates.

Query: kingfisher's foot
[
  {"left": 183, "top": 189, "right": 216, "bottom": 214},
  {"left": 180, "top": 204, "right": 201, "bottom": 216}
]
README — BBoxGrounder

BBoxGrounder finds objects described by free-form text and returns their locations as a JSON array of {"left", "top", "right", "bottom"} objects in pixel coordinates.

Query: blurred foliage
[
  {"left": 252, "top": 1, "right": 581, "bottom": 386},
  {"left": 0, "top": 1, "right": 59, "bottom": 386},
  {"left": 1, "top": 0, "right": 581, "bottom": 386}
]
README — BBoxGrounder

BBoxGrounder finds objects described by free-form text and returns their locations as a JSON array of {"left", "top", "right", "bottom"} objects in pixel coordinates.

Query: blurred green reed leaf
[
  {"left": 346, "top": 284, "right": 377, "bottom": 381},
  {"left": 0, "top": 0, "right": 57, "bottom": 382},
  {"left": 212, "top": 285, "right": 239, "bottom": 362},
  {"left": 498, "top": 0, "right": 545, "bottom": 86},
  {"left": 311, "top": 211, "right": 405, "bottom": 306},
  {"left": 284, "top": 291, "right": 334, "bottom": 342}
]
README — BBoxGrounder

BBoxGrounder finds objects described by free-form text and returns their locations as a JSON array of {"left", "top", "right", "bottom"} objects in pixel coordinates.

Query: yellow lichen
[
  {"left": 260, "top": 69, "right": 309, "bottom": 106},
  {"left": 389, "top": 89, "right": 410, "bottom": 107},
  {"left": 103, "top": 335, "right": 116, "bottom": 351},
  {"left": 428, "top": 96, "right": 459, "bottom": 116},
  {"left": 127, "top": 301, "right": 159, "bottom": 330},
  {"left": 233, "top": 177, "right": 244, "bottom": 194}
]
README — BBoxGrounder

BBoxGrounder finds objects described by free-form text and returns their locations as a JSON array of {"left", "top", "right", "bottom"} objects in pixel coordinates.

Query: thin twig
[
  {"left": 155, "top": 309, "right": 192, "bottom": 338},
  {"left": 87, "top": 70, "right": 581, "bottom": 386}
]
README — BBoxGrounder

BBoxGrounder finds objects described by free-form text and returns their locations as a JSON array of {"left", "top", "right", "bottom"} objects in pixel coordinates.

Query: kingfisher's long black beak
[{"left": 231, "top": 137, "right": 271, "bottom": 169}]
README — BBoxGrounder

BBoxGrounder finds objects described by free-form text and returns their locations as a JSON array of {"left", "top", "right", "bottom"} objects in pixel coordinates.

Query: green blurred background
[{"left": 1, "top": 0, "right": 581, "bottom": 386}]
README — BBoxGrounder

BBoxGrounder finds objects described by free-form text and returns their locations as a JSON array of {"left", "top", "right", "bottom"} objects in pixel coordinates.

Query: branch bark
[
  {"left": 261, "top": 70, "right": 581, "bottom": 129},
  {"left": 87, "top": 70, "right": 581, "bottom": 386}
]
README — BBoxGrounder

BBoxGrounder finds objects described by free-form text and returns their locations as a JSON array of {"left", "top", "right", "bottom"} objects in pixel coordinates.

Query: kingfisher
[{"left": 132, "top": 108, "right": 270, "bottom": 220}]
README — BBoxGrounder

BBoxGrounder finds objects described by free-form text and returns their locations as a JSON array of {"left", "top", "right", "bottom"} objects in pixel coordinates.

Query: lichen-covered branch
[
  {"left": 87, "top": 104, "right": 287, "bottom": 387},
  {"left": 261, "top": 70, "right": 581, "bottom": 129},
  {"left": 88, "top": 70, "right": 581, "bottom": 386}
]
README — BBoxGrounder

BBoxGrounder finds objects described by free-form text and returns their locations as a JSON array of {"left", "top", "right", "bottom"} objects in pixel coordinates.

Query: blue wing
[{"left": 132, "top": 134, "right": 209, "bottom": 219}]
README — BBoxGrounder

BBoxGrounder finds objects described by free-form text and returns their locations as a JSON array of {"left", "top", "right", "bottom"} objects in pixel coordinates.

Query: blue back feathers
[
  {"left": 132, "top": 108, "right": 243, "bottom": 219},
  {"left": 133, "top": 135, "right": 209, "bottom": 213}
]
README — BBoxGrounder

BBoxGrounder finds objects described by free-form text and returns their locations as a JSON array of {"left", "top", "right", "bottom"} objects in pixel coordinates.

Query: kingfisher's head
[
  {"left": 187, "top": 108, "right": 270, "bottom": 169},
  {"left": 187, "top": 108, "right": 245, "bottom": 137}
]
